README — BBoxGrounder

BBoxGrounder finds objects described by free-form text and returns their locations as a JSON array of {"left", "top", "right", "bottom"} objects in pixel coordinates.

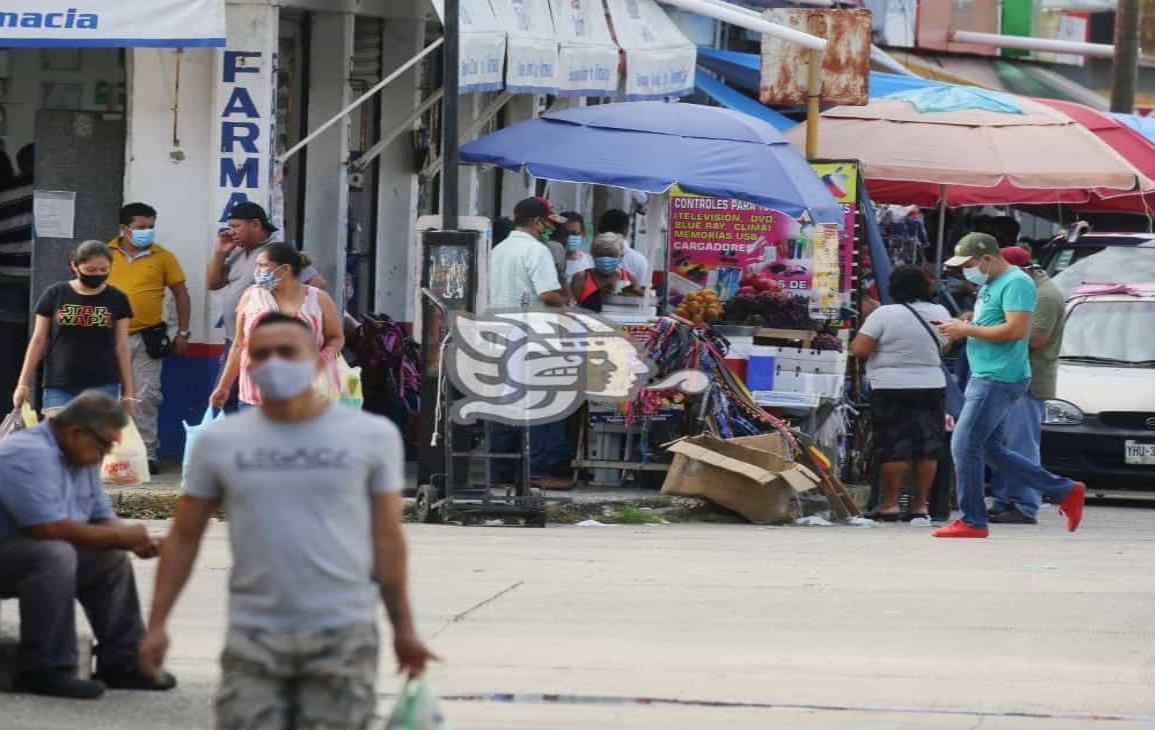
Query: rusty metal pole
[
  {"left": 1111, "top": 0, "right": 1141, "bottom": 114},
  {"left": 804, "top": 48, "right": 822, "bottom": 159}
]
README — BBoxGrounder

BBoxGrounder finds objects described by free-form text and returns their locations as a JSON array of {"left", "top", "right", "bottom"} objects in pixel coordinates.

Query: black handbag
[{"left": 138, "top": 323, "right": 172, "bottom": 359}]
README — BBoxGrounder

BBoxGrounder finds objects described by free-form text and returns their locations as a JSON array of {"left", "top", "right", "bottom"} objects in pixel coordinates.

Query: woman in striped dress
[{"left": 210, "top": 242, "right": 343, "bottom": 408}]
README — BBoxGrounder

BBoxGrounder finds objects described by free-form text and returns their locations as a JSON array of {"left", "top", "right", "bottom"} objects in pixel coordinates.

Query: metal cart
[{"left": 414, "top": 289, "right": 569, "bottom": 527}]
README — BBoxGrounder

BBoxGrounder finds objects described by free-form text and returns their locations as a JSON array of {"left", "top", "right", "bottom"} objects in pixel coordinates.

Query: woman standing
[
  {"left": 571, "top": 234, "right": 640, "bottom": 312},
  {"left": 850, "top": 265, "right": 951, "bottom": 521},
  {"left": 558, "top": 211, "right": 593, "bottom": 283},
  {"left": 210, "top": 243, "right": 343, "bottom": 408},
  {"left": 13, "top": 240, "right": 135, "bottom": 415}
]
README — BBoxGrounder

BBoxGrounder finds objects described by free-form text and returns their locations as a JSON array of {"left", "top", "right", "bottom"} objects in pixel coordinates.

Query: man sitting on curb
[{"left": 0, "top": 391, "right": 176, "bottom": 699}]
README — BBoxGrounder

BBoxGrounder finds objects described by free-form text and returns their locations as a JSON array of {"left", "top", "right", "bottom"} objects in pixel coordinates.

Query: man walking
[
  {"left": 205, "top": 202, "right": 323, "bottom": 410},
  {"left": 0, "top": 391, "right": 173, "bottom": 699},
  {"left": 934, "top": 234, "right": 1084, "bottom": 538},
  {"left": 107, "top": 203, "right": 191, "bottom": 472},
  {"left": 989, "top": 246, "right": 1066, "bottom": 525},
  {"left": 140, "top": 313, "right": 435, "bottom": 727}
]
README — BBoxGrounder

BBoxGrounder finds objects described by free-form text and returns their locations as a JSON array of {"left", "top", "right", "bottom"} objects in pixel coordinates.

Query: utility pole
[
  {"left": 442, "top": 0, "right": 460, "bottom": 229},
  {"left": 1111, "top": 0, "right": 1141, "bottom": 114}
]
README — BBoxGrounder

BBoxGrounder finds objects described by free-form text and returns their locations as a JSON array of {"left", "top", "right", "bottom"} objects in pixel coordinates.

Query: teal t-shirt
[{"left": 967, "top": 267, "right": 1037, "bottom": 383}]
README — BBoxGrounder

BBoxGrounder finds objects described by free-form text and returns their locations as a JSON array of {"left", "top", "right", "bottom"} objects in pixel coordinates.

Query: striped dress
[{"left": 238, "top": 285, "right": 337, "bottom": 404}]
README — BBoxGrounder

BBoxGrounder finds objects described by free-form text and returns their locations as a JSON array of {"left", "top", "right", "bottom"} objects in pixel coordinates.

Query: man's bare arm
[
  {"left": 147, "top": 496, "right": 219, "bottom": 631},
  {"left": 28, "top": 520, "right": 149, "bottom": 552},
  {"left": 372, "top": 492, "right": 437, "bottom": 676}
]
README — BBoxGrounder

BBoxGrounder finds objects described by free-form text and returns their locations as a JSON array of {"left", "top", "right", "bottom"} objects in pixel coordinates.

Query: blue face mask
[
  {"left": 566, "top": 235, "right": 583, "bottom": 250},
  {"left": 130, "top": 229, "right": 155, "bottom": 248},
  {"left": 963, "top": 265, "right": 989, "bottom": 286},
  {"left": 253, "top": 268, "right": 280, "bottom": 290},
  {"left": 594, "top": 256, "right": 620, "bottom": 275}
]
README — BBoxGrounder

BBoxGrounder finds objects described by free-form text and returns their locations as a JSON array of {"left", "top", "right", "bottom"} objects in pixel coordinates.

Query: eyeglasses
[{"left": 82, "top": 427, "right": 118, "bottom": 454}]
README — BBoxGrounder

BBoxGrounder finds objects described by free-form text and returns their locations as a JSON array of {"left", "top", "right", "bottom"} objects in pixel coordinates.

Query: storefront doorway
[{"left": 0, "top": 47, "right": 126, "bottom": 408}]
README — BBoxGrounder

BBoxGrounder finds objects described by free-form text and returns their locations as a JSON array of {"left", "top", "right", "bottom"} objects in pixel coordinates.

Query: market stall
[{"left": 460, "top": 101, "right": 861, "bottom": 497}]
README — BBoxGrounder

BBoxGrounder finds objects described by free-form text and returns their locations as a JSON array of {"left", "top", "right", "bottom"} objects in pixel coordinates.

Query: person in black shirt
[{"left": 13, "top": 241, "right": 135, "bottom": 415}]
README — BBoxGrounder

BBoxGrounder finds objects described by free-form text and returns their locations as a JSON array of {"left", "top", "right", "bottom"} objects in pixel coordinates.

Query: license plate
[{"left": 1124, "top": 441, "right": 1155, "bottom": 466}]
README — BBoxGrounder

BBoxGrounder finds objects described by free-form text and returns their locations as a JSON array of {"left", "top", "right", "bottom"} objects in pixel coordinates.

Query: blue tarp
[
  {"left": 460, "top": 101, "right": 842, "bottom": 223},
  {"left": 1112, "top": 113, "right": 1155, "bottom": 146},
  {"left": 695, "top": 70, "right": 796, "bottom": 132},
  {"left": 886, "top": 86, "right": 1023, "bottom": 114}
]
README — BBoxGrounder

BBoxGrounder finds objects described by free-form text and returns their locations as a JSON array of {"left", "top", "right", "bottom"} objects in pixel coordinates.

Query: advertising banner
[
  {"left": 666, "top": 162, "right": 858, "bottom": 319},
  {"left": 0, "top": 0, "right": 226, "bottom": 47}
]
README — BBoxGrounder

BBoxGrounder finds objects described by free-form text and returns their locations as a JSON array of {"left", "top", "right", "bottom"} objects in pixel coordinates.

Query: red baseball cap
[
  {"left": 1000, "top": 246, "right": 1031, "bottom": 267},
  {"left": 513, "top": 196, "right": 565, "bottom": 225}
]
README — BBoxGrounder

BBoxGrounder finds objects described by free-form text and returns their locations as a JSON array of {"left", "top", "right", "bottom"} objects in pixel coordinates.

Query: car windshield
[
  {"left": 1051, "top": 246, "right": 1155, "bottom": 299},
  {"left": 1061, "top": 300, "right": 1155, "bottom": 365}
]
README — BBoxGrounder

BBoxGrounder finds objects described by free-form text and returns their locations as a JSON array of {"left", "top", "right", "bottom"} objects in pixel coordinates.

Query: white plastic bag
[
  {"left": 386, "top": 678, "right": 448, "bottom": 730},
  {"left": 101, "top": 418, "right": 150, "bottom": 485},
  {"left": 182, "top": 406, "right": 223, "bottom": 481}
]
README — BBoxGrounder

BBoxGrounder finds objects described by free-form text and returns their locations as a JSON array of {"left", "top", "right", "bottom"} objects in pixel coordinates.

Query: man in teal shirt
[{"left": 933, "top": 233, "right": 1084, "bottom": 538}]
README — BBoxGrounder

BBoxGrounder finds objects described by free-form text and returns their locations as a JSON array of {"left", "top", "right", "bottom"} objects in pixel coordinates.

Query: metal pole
[
  {"left": 279, "top": 37, "right": 444, "bottom": 164},
  {"left": 934, "top": 186, "right": 947, "bottom": 275},
  {"left": 804, "top": 48, "right": 822, "bottom": 160},
  {"left": 1111, "top": 0, "right": 1141, "bottom": 114},
  {"left": 443, "top": 0, "right": 461, "bottom": 230},
  {"left": 948, "top": 30, "right": 1114, "bottom": 57}
]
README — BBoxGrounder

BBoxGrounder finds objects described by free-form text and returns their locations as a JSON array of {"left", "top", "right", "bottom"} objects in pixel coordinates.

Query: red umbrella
[{"left": 1035, "top": 98, "right": 1155, "bottom": 216}]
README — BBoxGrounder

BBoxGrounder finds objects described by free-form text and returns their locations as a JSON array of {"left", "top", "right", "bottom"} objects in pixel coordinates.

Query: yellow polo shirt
[{"left": 106, "top": 238, "right": 186, "bottom": 333}]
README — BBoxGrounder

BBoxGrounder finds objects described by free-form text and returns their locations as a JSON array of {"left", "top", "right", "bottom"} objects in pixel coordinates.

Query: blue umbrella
[{"left": 460, "top": 101, "right": 842, "bottom": 223}]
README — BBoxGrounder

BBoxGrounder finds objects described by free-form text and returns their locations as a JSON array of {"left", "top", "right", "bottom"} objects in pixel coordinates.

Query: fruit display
[
  {"left": 811, "top": 331, "right": 843, "bottom": 353},
  {"left": 722, "top": 290, "right": 816, "bottom": 330},
  {"left": 673, "top": 288, "right": 724, "bottom": 324}
]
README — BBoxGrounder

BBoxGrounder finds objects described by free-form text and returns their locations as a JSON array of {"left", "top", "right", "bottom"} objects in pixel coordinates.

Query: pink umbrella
[{"left": 785, "top": 87, "right": 1153, "bottom": 266}]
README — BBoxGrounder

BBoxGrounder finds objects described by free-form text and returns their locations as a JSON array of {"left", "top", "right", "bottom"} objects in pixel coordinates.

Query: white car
[{"left": 1041, "top": 284, "right": 1155, "bottom": 489}]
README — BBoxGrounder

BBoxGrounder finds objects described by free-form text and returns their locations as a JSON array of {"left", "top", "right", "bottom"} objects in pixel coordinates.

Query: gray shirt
[
  {"left": 182, "top": 404, "right": 404, "bottom": 631},
  {"left": 858, "top": 302, "right": 951, "bottom": 390},
  {"left": 219, "top": 243, "right": 320, "bottom": 340},
  {"left": 0, "top": 422, "right": 115, "bottom": 542}
]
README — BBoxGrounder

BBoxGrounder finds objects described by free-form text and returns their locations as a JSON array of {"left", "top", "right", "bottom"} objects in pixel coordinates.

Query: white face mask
[
  {"left": 249, "top": 357, "right": 316, "bottom": 401},
  {"left": 963, "top": 263, "right": 989, "bottom": 286}
]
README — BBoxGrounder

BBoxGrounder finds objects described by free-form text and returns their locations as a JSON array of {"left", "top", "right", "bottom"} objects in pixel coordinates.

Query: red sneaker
[
  {"left": 931, "top": 520, "right": 989, "bottom": 539},
  {"left": 1058, "top": 481, "right": 1086, "bottom": 533}
]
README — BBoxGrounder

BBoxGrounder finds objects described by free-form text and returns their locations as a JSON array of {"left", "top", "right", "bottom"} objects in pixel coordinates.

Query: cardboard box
[{"left": 660, "top": 433, "right": 822, "bottom": 524}]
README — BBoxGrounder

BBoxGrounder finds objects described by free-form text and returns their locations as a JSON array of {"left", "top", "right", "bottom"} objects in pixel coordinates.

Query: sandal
[
  {"left": 902, "top": 512, "right": 931, "bottom": 522},
  {"left": 866, "top": 509, "right": 902, "bottom": 522}
]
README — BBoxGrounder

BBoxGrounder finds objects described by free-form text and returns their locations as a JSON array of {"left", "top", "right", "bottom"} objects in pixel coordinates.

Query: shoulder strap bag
[{"left": 901, "top": 304, "right": 964, "bottom": 418}]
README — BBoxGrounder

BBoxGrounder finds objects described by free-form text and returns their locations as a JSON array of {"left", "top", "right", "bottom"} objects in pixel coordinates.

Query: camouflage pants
[{"left": 215, "top": 623, "right": 380, "bottom": 730}]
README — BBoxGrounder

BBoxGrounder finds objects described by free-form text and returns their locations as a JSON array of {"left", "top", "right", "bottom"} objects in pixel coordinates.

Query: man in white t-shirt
[
  {"left": 598, "top": 208, "right": 649, "bottom": 292},
  {"left": 489, "top": 197, "right": 569, "bottom": 309}
]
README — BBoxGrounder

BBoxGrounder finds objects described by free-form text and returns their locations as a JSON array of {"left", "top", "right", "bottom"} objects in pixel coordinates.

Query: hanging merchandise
[
  {"left": 637, "top": 317, "right": 790, "bottom": 438},
  {"left": 357, "top": 314, "right": 421, "bottom": 452}
]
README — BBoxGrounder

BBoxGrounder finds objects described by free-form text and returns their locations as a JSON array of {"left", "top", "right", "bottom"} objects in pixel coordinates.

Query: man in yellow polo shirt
[{"left": 107, "top": 203, "right": 191, "bottom": 473}]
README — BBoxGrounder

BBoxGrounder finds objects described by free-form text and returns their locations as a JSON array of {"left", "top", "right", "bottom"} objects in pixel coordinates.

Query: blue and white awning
[
  {"left": 0, "top": 0, "right": 226, "bottom": 48},
  {"left": 604, "top": 0, "right": 695, "bottom": 100},
  {"left": 490, "top": 0, "right": 559, "bottom": 94},
  {"left": 549, "top": 0, "right": 620, "bottom": 97}
]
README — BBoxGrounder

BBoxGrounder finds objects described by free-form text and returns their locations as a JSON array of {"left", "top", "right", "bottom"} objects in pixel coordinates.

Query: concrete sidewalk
[{"left": 4, "top": 505, "right": 1154, "bottom": 729}]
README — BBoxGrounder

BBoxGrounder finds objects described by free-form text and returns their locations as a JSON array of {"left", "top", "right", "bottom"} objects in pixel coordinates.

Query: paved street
[{"left": 5, "top": 505, "right": 1155, "bottom": 729}]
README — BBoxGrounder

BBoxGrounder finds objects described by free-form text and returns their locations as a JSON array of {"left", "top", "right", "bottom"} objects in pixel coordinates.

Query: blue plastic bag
[{"left": 182, "top": 406, "right": 223, "bottom": 481}]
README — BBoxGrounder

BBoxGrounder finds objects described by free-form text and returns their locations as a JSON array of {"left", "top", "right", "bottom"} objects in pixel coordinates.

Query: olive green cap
[{"left": 945, "top": 232, "right": 1000, "bottom": 268}]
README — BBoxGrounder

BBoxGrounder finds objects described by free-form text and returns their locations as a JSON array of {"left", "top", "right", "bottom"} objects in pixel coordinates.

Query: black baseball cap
[
  {"left": 513, "top": 196, "right": 565, "bottom": 225},
  {"left": 228, "top": 201, "right": 278, "bottom": 232}
]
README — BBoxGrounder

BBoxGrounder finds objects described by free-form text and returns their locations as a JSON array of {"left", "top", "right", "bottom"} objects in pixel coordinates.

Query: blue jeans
[
  {"left": 42, "top": 384, "right": 120, "bottom": 411},
  {"left": 991, "top": 395, "right": 1045, "bottom": 519},
  {"left": 952, "top": 378, "right": 1072, "bottom": 528}
]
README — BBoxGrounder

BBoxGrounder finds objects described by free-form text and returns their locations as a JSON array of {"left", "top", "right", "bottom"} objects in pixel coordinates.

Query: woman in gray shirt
[{"left": 851, "top": 266, "right": 951, "bottom": 521}]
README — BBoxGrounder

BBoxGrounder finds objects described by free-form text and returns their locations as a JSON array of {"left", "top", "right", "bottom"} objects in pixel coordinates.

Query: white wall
[{"left": 123, "top": 1, "right": 280, "bottom": 345}]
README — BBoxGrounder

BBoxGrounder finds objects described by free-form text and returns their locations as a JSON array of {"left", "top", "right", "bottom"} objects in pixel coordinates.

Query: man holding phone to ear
[{"left": 932, "top": 233, "right": 1084, "bottom": 539}]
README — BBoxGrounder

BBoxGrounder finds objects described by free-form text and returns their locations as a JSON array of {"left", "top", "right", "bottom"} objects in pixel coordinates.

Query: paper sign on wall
[{"left": 32, "top": 190, "right": 76, "bottom": 239}]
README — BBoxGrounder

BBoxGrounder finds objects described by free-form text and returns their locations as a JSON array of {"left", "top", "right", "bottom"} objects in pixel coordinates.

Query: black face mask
[{"left": 77, "top": 272, "right": 108, "bottom": 289}]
